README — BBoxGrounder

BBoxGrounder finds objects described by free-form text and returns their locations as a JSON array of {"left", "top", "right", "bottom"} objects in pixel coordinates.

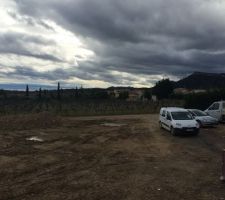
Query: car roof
[
  {"left": 213, "top": 101, "right": 225, "bottom": 103},
  {"left": 187, "top": 109, "right": 202, "bottom": 112},
  {"left": 161, "top": 107, "right": 187, "bottom": 112}
]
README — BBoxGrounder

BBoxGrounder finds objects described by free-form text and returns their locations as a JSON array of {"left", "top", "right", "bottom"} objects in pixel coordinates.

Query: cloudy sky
[{"left": 1, "top": 0, "right": 225, "bottom": 88}]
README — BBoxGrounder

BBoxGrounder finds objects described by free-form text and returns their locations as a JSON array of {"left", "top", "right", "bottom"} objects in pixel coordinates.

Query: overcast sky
[{"left": 1, "top": 0, "right": 225, "bottom": 88}]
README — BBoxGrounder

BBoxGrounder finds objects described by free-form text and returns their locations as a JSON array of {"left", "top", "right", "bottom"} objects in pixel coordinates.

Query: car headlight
[{"left": 196, "top": 123, "right": 200, "bottom": 128}]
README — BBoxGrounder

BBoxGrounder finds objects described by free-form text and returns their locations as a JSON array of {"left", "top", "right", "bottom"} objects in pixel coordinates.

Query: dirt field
[{"left": 0, "top": 114, "right": 225, "bottom": 200}]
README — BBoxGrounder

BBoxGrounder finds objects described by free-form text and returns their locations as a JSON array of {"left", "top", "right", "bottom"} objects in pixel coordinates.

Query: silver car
[{"left": 188, "top": 109, "right": 218, "bottom": 127}]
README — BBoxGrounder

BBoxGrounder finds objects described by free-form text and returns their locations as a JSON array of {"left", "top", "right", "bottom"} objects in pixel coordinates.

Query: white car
[
  {"left": 187, "top": 109, "right": 218, "bottom": 127},
  {"left": 205, "top": 101, "right": 225, "bottom": 122},
  {"left": 159, "top": 107, "right": 200, "bottom": 136}
]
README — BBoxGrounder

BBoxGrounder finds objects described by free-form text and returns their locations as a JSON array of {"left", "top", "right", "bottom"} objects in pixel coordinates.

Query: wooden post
[{"left": 220, "top": 149, "right": 225, "bottom": 182}]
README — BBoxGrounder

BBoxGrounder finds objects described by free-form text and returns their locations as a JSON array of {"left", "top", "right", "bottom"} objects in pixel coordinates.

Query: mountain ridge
[{"left": 174, "top": 71, "right": 225, "bottom": 89}]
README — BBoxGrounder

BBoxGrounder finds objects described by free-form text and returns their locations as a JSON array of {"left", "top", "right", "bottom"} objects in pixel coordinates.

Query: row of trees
[
  {"left": 152, "top": 79, "right": 174, "bottom": 100},
  {"left": 4, "top": 78, "right": 223, "bottom": 110},
  {"left": 0, "top": 79, "right": 176, "bottom": 103},
  {"left": 151, "top": 78, "right": 225, "bottom": 109},
  {"left": 25, "top": 83, "right": 62, "bottom": 99},
  {"left": 23, "top": 83, "right": 84, "bottom": 100},
  {"left": 1, "top": 78, "right": 223, "bottom": 114},
  {"left": 184, "top": 89, "right": 225, "bottom": 110},
  {"left": 16, "top": 83, "right": 155, "bottom": 101}
]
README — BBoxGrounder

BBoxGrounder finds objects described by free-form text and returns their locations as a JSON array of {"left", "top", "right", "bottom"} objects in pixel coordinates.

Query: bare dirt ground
[{"left": 0, "top": 114, "right": 225, "bottom": 200}]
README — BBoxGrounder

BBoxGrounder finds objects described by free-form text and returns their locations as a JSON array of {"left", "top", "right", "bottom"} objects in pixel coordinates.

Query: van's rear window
[{"left": 223, "top": 103, "right": 225, "bottom": 109}]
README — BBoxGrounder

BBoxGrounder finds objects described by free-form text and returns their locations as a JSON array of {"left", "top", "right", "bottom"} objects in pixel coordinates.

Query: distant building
[
  {"left": 174, "top": 88, "right": 191, "bottom": 95},
  {"left": 127, "top": 89, "right": 144, "bottom": 101},
  {"left": 151, "top": 95, "right": 158, "bottom": 102},
  {"left": 113, "top": 88, "right": 130, "bottom": 98},
  {"left": 107, "top": 88, "right": 144, "bottom": 101},
  {"left": 174, "top": 88, "right": 206, "bottom": 95},
  {"left": 107, "top": 90, "right": 116, "bottom": 98},
  {"left": 192, "top": 89, "right": 206, "bottom": 93}
]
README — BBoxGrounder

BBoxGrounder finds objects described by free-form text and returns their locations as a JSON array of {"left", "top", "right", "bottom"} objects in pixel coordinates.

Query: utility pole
[
  {"left": 26, "top": 84, "right": 29, "bottom": 97},
  {"left": 57, "top": 82, "right": 61, "bottom": 100}
]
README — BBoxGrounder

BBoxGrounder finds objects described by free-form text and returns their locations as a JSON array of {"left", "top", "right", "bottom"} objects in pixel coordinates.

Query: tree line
[
  {"left": 151, "top": 78, "right": 225, "bottom": 110},
  {"left": 1, "top": 79, "right": 223, "bottom": 113}
]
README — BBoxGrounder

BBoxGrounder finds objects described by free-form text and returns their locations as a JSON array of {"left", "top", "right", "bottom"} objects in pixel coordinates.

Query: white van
[
  {"left": 159, "top": 107, "right": 200, "bottom": 136},
  {"left": 205, "top": 101, "right": 225, "bottom": 122}
]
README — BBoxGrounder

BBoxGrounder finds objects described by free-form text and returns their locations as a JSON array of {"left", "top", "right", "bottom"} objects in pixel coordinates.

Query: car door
[
  {"left": 206, "top": 103, "right": 214, "bottom": 117},
  {"left": 164, "top": 111, "right": 172, "bottom": 130},
  {"left": 207, "top": 103, "right": 221, "bottom": 120},
  {"left": 160, "top": 109, "right": 166, "bottom": 126}
]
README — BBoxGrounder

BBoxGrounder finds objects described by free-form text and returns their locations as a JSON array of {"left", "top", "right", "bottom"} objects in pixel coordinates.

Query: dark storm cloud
[
  {"left": 1, "top": 66, "right": 70, "bottom": 81},
  {"left": 12, "top": 0, "right": 225, "bottom": 84},
  {"left": 1, "top": 63, "right": 142, "bottom": 86},
  {"left": 0, "top": 32, "right": 62, "bottom": 62}
]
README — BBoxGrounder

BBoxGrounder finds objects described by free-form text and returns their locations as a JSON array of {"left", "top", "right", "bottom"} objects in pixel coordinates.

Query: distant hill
[{"left": 174, "top": 72, "right": 225, "bottom": 89}]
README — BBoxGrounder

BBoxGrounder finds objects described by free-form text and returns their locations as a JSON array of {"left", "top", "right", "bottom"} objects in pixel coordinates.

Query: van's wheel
[
  {"left": 171, "top": 127, "right": 177, "bottom": 136},
  {"left": 193, "top": 130, "right": 199, "bottom": 136},
  {"left": 197, "top": 120, "right": 202, "bottom": 128},
  {"left": 193, "top": 132, "right": 199, "bottom": 136},
  {"left": 159, "top": 121, "right": 163, "bottom": 129}
]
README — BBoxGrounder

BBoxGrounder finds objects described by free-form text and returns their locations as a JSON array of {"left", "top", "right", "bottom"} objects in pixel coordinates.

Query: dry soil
[{"left": 0, "top": 114, "right": 225, "bottom": 200}]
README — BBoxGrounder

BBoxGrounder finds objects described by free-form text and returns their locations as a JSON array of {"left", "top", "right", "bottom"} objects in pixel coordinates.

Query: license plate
[{"left": 186, "top": 129, "right": 193, "bottom": 132}]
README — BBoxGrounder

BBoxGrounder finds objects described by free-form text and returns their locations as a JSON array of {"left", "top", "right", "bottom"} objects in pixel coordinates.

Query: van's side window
[
  {"left": 162, "top": 110, "right": 166, "bottom": 117},
  {"left": 209, "top": 103, "right": 219, "bottom": 110},
  {"left": 214, "top": 103, "right": 220, "bottom": 110},
  {"left": 212, "top": 103, "right": 220, "bottom": 110},
  {"left": 166, "top": 112, "right": 171, "bottom": 120},
  {"left": 209, "top": 104, "right": 214, "bottom": 110}
]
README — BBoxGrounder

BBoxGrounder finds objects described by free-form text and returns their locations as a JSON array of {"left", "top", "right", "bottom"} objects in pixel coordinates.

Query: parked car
[
  {"left": 187, "top": 109, "right": 218, "bottom": 127},
  {"left": 205, "top": 101, "right": 225, "bottom": 122},
  {"left": 159, "top": 107, "right": 200, "bottom": 136}
]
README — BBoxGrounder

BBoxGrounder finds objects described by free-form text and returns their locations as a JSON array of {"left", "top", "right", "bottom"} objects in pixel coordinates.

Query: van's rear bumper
[{"left": 174, "top": 127, "right": 199, "bottom": 135}]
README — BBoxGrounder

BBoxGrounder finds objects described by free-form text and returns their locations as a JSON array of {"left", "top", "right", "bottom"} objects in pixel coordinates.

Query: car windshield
[
  {"left": 171, "top": 112, "right": 193, "bottom": 120},
  {"left": 191, "top": 110, "right": 208, "bottom": 116}
]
